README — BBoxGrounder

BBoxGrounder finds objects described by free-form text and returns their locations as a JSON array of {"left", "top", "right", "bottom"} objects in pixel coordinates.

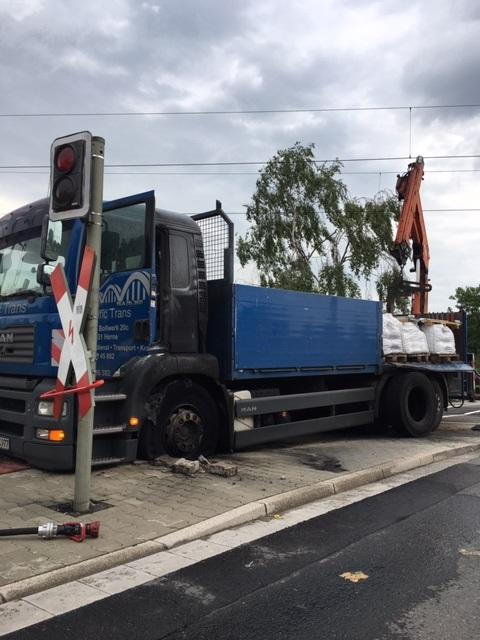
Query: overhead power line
[
  {"left": 1, "top": 103, "right": 480, "bottom": 118},
  {"left": 1, "top": 153, "right": 480, "bottom": 171},
  {"left": 0, "top": 170, "right": 260, "bottom": 175},
  {"left": 221, "top": 210, "right": 480, "bottom": 221},
  {"left": 2, "top": 168, "right": 480, "bottom": 176}
]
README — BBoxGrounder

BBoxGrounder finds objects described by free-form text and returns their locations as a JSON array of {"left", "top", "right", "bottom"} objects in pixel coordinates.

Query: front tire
[
  {"left": 150, "top": 379, "right": 219, "bottom": 459},
  {"left": 386, "top": 372, "right": 437, "bottom": 437}
]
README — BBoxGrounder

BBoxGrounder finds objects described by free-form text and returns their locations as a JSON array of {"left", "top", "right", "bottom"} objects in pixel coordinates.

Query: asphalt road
[
  {"left": 444, "top": 399, "right": 480, "bottom": 417},
  {"left": 7, "top": 455, "right": 480, "bottom": 640}
]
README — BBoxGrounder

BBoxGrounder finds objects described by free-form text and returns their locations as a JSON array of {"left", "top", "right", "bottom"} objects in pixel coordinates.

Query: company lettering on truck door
[{"left": 96, "top": 202, "right": 151, "bottom": 377}]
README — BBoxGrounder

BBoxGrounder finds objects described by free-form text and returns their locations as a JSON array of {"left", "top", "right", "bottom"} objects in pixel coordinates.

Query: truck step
[
  {"left": 94, "top": 393, "right": 127, "bottom": 403},
  {"left": 93, "top": 425, "right": 127, "bottom": 435},
  {"left": 91, "top": 456, "right": 128, "bottom": 467}
]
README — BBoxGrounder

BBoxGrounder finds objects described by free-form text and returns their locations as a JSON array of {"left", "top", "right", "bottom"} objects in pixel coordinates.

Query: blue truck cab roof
[
  {"left": 1, "top": 194, "right": 202, "bottom": 239},
  {"left": 0, "top": 198, "right": 49, "bottom": 244}
]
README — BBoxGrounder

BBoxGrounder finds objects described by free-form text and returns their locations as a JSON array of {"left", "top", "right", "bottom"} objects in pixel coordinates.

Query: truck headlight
[{"left": 37, "top": 400, "right": 67, "bottom": 417}]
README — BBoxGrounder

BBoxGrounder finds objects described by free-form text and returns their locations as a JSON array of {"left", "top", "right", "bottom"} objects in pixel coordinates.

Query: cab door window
[
  {"left": 101, "top": 203, "right": 147, "bottom": 279},
  {"left": 169, "top": 233, "right": 190, "bottom": 289}
]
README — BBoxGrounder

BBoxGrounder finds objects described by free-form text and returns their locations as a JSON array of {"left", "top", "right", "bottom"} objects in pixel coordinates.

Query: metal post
[{"left": 73, "top": 136, "right": 105, "bottom": 513}]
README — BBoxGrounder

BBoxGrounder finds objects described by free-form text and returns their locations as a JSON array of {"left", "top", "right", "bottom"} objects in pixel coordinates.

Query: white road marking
[{"left": 443, "top": 409, "right": 480, "bottom": 418}]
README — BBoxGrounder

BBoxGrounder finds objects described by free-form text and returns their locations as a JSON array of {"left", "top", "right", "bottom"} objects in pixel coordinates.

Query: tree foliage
[
  {"left": 238, "top": 142, "right": 404, "bottom": 304},
  {"left": 375, "top": 267, "right": 410, "bottom": 314},
  {"left": 449, "top": 285, "right": 480, "bottom": 358}
]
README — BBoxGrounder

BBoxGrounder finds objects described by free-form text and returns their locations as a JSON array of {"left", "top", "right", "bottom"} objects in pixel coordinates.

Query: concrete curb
[
  {"left": 155, "top": 502, "right": 267, "bottom": 549},
  {"left": 1, "top": 441, "right": 479, "bottom": 604},
  {"left": 0, "top": 504, "right": 267, "bottom": 604},
  {"left": 0, "top": 541, "right": 165, "bottom": 604},
  {"left": 260, "top": 480, "right": 335, "bottom": 515}
]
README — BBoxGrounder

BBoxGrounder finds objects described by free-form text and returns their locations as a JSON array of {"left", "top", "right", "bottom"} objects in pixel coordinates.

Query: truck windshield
[{"left": 0, "top": 225, "right": 71, "bottom": 299}]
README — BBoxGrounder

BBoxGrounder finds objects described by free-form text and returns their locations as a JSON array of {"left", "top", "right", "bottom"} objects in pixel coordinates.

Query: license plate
[{"left": 0, "top": 436, "right": 10, "bottom": 451}]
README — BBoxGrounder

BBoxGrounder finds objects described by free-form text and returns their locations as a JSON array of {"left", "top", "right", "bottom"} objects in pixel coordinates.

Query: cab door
[
  {"left": 96, "top": 191, "right": 156, "bottom": 378},
  {"left": 168, "top": 230, "right": 198, "bottom": 353}
]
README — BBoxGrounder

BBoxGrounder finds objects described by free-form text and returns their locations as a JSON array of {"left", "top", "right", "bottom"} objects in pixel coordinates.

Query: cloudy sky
[{"left": 1, "top": 0, "right": 479, "bottom": 308}]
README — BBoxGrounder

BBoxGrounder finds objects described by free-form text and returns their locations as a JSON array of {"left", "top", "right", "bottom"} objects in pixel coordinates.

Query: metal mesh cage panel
[{"left": 194, "top": 214, "right": 231, "bottom": 281}]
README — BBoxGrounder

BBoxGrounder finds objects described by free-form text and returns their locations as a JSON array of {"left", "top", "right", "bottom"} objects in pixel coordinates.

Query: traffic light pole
[{"left": 73, "top": 136, "right": 105, "bottom": 514}]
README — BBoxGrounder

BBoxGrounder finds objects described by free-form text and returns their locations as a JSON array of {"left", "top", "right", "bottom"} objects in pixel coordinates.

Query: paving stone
[
  {"left": 0, "top": 599, "right": 52, "bottom": 636},
  {"left": 127, "top": 550, "right": 194, "bottom": 576},
  {"left": 208, "top": 520, "right": 284, "bottom": 548},
  {"left": 169, "top": 539, "right": 231, "bottom": 562},
  {"left": 80, "top": 565, "right": 153, "bottom": 594},
  {"left": 23, "top": 581, "right": 107, "bottom": 615}
]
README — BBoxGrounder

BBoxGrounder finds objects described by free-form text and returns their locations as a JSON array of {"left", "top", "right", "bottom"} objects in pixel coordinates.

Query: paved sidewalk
[
  {"left": 2, "top": 453, "right": 476, "bottom": 637},
  {"left": 1, "top": 412, "right": 479, "bottom": 598}
]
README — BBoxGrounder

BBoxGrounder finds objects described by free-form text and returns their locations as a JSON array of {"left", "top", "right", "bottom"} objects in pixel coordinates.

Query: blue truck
[{"left": 0, "top": 190, "right": 472, "bottom": 470}]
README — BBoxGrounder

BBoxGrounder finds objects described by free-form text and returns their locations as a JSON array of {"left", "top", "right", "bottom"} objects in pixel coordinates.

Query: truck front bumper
[{"left": 0, "top": 376, "right": 75, "bottom": 471}]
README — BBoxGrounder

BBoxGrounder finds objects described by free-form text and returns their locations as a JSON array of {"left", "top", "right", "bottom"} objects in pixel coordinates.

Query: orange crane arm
[{"left": 391, "top": 156, "right": 431, "bottom": 315}]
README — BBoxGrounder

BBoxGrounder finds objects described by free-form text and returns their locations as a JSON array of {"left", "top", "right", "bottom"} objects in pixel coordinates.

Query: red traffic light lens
[{"left": 56, "top": 145, "right": 76, "bottom": 172}]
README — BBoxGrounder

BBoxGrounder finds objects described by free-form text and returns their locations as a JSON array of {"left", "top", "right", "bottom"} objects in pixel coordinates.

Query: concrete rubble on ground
[{"left": 151, "top": 455, "right": 238, "bottom": 477}]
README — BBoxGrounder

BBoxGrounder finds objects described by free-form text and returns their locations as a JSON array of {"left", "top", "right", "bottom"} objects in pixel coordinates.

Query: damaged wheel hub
[{"left": 166, "top": 408, "right": 204, "bottom": 454}]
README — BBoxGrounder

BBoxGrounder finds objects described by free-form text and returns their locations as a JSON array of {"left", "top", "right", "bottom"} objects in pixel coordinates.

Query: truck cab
[{"left": 0, "top": 191, "right": 226, "bottom": 469}]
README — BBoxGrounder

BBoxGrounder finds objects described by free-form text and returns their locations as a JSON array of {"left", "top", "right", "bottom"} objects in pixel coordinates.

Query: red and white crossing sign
[{"left": 42, "top": 246, "right": 103, "bottom": 420}]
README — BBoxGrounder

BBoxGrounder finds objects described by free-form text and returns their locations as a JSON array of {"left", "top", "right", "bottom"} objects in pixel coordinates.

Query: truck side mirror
[
  {"left": 37, "top": 262, "right": 54, "bottom": 286},
  {"left": 40, "top": 216, "right": 63, "bottom": 262}
]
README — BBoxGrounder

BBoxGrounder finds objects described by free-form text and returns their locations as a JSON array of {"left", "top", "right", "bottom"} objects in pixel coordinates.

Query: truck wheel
[
  {"left": 387, "top": 372, "right": 437, "bottom": 437},
  {"left": 154, "top": 380, "right": 219, "bottom": 459},
  {"left": 431, "top": 379, "right": 444, "bottom": 431}
]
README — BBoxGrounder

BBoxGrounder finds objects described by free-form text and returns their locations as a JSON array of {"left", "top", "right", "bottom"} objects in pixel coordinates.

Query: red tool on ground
[{"left": 0, "top": 521, "right": 100, "bottom": 542}]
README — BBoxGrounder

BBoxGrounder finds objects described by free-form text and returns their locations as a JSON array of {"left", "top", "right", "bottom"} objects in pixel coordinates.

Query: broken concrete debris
[{"left": 151, "top": 455, "right": 238, "bottom": 478}]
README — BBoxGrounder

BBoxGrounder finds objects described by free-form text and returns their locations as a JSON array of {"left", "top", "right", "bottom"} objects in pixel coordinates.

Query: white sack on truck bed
[
  {"left": 382, "top": 313, "right": 403, "bottom": 355},
  {"left": 400, "top": 320, "right": 429, "bottom": 355},
  {"left": 421, "top": 323, "right": 456, "bottom": 354}
]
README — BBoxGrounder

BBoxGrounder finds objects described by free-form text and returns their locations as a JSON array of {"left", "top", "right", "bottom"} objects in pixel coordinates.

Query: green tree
[
  {"left": 449, "top": 285, "right": 480, "bottom": 359},
  {"left": 237, "top": 142, "right": 403, "bottom": 301},
  {"left": 376, "top": 266, "right": 411, "bottom": 314}
]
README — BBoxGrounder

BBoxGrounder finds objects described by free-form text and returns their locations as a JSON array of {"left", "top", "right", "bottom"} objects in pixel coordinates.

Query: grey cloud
[
  {"left": 0, "top": 0, "right": 478, "bottom": 306},
  {"left": 404, "top": 51, "right": 480, "bottom": 114},
  {"left": 400, "top": 1, "right": 480, "bottom": 124}
]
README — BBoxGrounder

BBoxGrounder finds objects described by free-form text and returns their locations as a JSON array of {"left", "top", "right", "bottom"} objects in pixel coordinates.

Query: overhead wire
[
  {"left": 1, "top": 153, "right": 480, "bottom": 171},
  {"left": 1, "top": 103, "right": 480, "bottom": 118},
  {"left": 1, "top": 168, "right": 480, "bottom": 176},
  {"left": 1, "top": 103, "right": 478, "bottom": 223},
  {"left": 223, "top": 209, "right": 480, "bottom": 215}
]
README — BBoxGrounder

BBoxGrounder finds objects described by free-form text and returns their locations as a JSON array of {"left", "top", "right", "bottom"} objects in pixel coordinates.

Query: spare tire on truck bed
[{"left": 385, "top": 372, "right": 438, "bottom": 437}]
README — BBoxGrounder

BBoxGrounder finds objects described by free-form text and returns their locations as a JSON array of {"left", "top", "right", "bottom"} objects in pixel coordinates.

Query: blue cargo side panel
[{"left": 232, "top": 284, "right": 381, "bottom": 380}]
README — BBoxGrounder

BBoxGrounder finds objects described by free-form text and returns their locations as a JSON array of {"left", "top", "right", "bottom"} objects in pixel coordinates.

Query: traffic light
[{"left": 49, "top": 131, "right": 92, "bottom": 221}]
